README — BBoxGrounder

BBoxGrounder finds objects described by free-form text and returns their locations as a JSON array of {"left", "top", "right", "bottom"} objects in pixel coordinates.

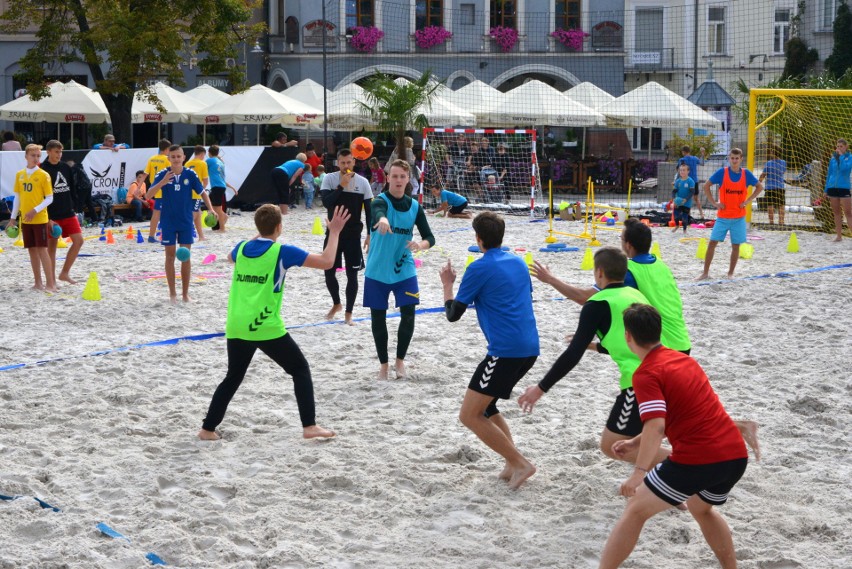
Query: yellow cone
[
  {"left": 740, "top": 243, "right": 754, "bottom": 259},
  {"left": 465, "top": 254, "right": 475, "bottom": 268},
  {"left": 0, "top": 246, "right": 4, "bottom": 253},
  {"left": 523, "top": 251, "right": 533, "bottom": 266},
  {"left": 311, "top": 216, "right": 324, "bottom": 236},
  {"left": 13, "top": 236, "right": 23, "bottom": 247},
  {"left": 787, "top": 232, "right": 799, "bottom": 253},
  {"left": 696, "top": 238, "right": 707, "bottom": 260},
  {"left": 82, "top": 271, "right": 101, "bottom": 301},
  {"left": 651, "top": 241, "right": 661, "bottom": 260},
  {"left": 580, "top": 247, "right": 594, "bottom": 270},
  {"left": 56, "top": 236, "right": 68, "bottom": 249}
]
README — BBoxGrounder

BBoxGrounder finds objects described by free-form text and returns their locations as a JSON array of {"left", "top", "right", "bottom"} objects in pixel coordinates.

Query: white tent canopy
[
  {"left": 0, "top": 80, "right": 111, "bottom": 149},
  {"left": 389, "top": 78, "right": 475, "bottom": 126},
  {"left": 281, "top": 78, "right": 330, "bottom": 111},
  {"left": 564, "top": 82, "right": 616, "bottom": 110},
  {"left": 598, "top": 81, "right": 722, "bottom": 129},
  {"left": 190, "top": 84, "right": 322, "bottom": 127},
  {"left": 441, "top": 80, "right": 505, "bottom": 121},
  {"left": 131, "top": 82, "right": 206, "bottom": 124},
  {"left": 481, "top": 80, "right": 604, "bottom": 127},
  {"left": 183, "top": 84, "right": 230, "bottom": 107},
  {"left": 326, "top": 83, "right": 376, "bottom": 130}
]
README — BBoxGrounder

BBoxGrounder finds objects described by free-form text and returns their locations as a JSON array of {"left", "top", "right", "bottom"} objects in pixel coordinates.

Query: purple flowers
[
  {"left": 348, "top": 26, "right": 384, "bottom": 53},
  {"left": 489, "top": 26, "right": 519, "bottom": 52},
  {"left": 415, "top": 25, "right": 452, "bottom": 49},
  {"left": 550, "top": 28, "right": 588, "bottom": 51}
]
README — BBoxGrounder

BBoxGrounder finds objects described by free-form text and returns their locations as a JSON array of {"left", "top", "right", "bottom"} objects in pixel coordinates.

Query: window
[
  {"left": 774, "top": 8, "right": 791, "bottom": 54},
  {"left": 635, "top": 8, "right": 663, "bottom": 53},
  {"left": 346, "top": 0, "right": 373, "bottom": 29},
  {"left": 490, "top": 0, "right": 516, "bottom": 29},
  {"left": 416, "top": 0, "right": 443, "bottom": 29},
  {"left": 707, "top": 6, "right": 726, "bottom": 55},
  {"left": 823, "top": 0, "right": 840, "bottom": 29},
  {"left": 461, "top": 4, "right": 475, "bottom": 25},
  {"left": 632, "top": 128, "right": 663, "bottom": 151},
  {"left": 556, "top": 0, "right": 581, "bottom": 30}
]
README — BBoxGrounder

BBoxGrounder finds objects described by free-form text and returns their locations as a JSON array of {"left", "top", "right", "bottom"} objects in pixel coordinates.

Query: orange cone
[{"left": 106, "top": 230, "right": 116, "bottom": 244}]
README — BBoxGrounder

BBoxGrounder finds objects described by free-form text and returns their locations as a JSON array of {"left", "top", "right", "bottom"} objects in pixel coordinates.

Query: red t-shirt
[
  {"left": 305, "top": 154, "right": 323, "bottom": 177},
  {"left": 633, "top": 346, "right": 747, "bottom": 465}
]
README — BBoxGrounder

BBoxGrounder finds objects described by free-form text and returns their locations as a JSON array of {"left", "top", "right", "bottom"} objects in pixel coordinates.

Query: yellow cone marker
[
  {"left": 82, "top": 271, "right": 101, "bottom": 301},
  {"left": 740, "top": 243, "right": 754, "bottom": 259},
  {"left": 787, "top": 232, "right": 799, "bottom": 253},
  {"left": 56, "top": 236, "right": 68, "bottom": 249},
  {"left": 580, "top": 247, "right": 594, "bottom": 270},
  {"left": 651, "top": 241, "right": 661, "bottom": 260},
  {"left": 465, "top": 254, "right": 475, "bottom": 268},
  {"left": 312, "top": 216, "right": 324, "bottom": 236},
  {"left": 696, "top": 238, "right": 707, "bottom": 260},
  {"left": 523, "top": 251, "right": 533, "bottom": 266}
]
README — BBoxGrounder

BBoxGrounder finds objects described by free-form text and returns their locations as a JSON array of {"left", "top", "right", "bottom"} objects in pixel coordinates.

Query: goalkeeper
[{"left": 672, "top": 163, "right": 695, "bottom": 233}]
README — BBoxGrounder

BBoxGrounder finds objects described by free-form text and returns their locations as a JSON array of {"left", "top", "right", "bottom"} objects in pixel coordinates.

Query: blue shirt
[
  {"left": 302, "top": 171, "right": 314, "bottom": 187},
  {"left": 456, "top": 249, "right": 540, "bottom": 358},
  {"left": 278, "top": 160, "right": 305, "bottom": 179},
  {"left": 708, "top": 167, "right": 759, "bottom": 188},
  {"left": 763, "top": 159, "right": 786, "bottom": 190},
  {"left": 230, "top": 239, "right": 308, "bottom": 293},
  {"left": 673, "top": 177, "right": 694, "bottom": 208},
  {"left": 677, "top": 154, "right": 702, "bottom": 183},
  {"left": 153, "top": 167, "right": 204, "bottom": 230},
  {"left": 825, "top": 152, "right": 852, "bottom": 190},
  {"left": 206, "top": 157, "right": 226, "bottom": 188},
  {"left": 440, "top": 190, "right": 467, "bottom": 207}
]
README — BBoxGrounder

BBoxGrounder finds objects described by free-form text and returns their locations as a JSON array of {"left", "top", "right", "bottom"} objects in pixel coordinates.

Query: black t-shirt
[{"left": 40, "top": 160, "right": 77, "bottom": 219}]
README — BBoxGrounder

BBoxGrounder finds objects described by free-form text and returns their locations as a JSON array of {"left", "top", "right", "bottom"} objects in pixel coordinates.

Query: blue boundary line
[{"left": 1, "top": 263, "right": 849, "bottom": 374}]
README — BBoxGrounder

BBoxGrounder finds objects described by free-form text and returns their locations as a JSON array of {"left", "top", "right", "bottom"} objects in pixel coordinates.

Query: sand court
[{"left": 0, "top": 208, "right": 850, "bottom": 568}]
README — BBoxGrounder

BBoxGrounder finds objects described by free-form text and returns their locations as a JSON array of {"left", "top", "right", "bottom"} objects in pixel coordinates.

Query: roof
[{"left": 687, "top": 80, "right": 736, "bottom": 108}]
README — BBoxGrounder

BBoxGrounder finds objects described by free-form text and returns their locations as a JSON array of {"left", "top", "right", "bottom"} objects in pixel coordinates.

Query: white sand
[{"left": 0, "top": 209, "right": 850, "bottom": 568}]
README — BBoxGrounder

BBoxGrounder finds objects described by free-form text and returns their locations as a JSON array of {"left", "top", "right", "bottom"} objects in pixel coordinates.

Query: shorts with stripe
[
  {"left": 22, "top": 223, "right": 49, "bottom": 248},
  {"left": 644, "top": 457, "right": 748, "bottom": 507},
  {"left": 468, "top": 355, "right": 537, "bottom": 417},
  {"left": 605, "top": 387, "right": 642, "bottom": 437},
  {"left": 363, "top": 276, "right": 420, "bottom": 310}
]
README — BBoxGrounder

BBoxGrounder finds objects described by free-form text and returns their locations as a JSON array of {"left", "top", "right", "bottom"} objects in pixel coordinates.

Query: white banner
[{"left": 1, "top": 146, "right": 263, "bottom": 199}]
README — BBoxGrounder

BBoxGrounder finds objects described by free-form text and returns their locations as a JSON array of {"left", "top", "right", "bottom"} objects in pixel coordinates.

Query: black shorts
[
  {"left": 468, "top": 355, "right": 537, "bottom": 401},
  {"left": 209, "top": 186, "right": 227, "bottom": 206},
  {"left": 271, "top": 168, "right": 296, "bottom": 204},
  {"left": 605, "top": 387, "right": 642, "bottom": 437},
  {"left": 644, "top": 457, "right": 748, "bottom": 507},
  {"left": 758, "top": 188, "right": 785, "bottom": 207},
  {"left": 324, "top": 231, "right": 364, "bottom": 271},
  {"left": 826, "top": 187, "right": 852, "bottom": 198},
  {"left": 449, "top": 201, "right": 468, "bottom": 214}
]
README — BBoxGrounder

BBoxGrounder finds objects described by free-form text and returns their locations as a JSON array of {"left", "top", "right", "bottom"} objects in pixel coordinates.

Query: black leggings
[
  {"left": 370, "top": 305, "right": 416, "bottom": 364},
  {"left": 201, "top": 334, "right": 316, "bottom": 431},
  {"left": 325, "top": 267, "right": 359, "bottom": 314}
]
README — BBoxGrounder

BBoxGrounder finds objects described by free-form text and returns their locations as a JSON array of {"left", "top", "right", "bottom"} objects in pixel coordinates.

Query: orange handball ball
[{"left": 350, "top": 137, "right": 374, "bottom": 161}]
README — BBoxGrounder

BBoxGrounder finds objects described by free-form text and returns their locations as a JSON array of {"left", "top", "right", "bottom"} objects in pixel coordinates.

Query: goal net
[
  {"left": 421, "top": 128, "right": 545, "bottom": 218},
  {"left": 748, "top": 88, "right": 852, "bottom": 232}
]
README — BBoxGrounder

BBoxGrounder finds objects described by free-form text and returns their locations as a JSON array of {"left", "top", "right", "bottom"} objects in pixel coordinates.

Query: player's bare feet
[
  {"left": 44, "top": 284, "right": 58, "bottom": 293},
  {"left": 695, "top": 273, "right": 710, "bottom": 281},
  {"left": 198, "top": 429, "right": 220, "bottom": 441},
  {"left": 394, "top": 359, "right": 407, "bottom": 379},
  {"left": 31, "top": 284, "right": 45, "bottom": 291},
  {"left": 58, "top": 273, "right": 77, "bottom": 284},
  {"left": 182, "top": 295, "right": 194, "bottom": 303},
  {"left": 508, "top": 461, "right": 536, "bottom": 490},
  {"left": 833, "top": 236, "right": 842, "bottom": 242},
  {"left": 726, "top": 272, "right": 735, "bottom": 279},
  {"left": 303, "top": 425, "right": 336, "bottom": 439},
  {"left": 344, "top": 312, "right": 354, "bottom": 326},
  {"left": 498, "top": 464, "right": 512, "bottom": 481},
  {"left": 378, "top": 363, "right": 389, "bottom": 380},
  {"left": 736, "top": 420, "right": 761, "bottom": 461},
  {"left": 326, "top": 303, "right": 343, "bottom": 320},
  {"left": 169, "top": 295, "right": 178, "bottom": 304}
]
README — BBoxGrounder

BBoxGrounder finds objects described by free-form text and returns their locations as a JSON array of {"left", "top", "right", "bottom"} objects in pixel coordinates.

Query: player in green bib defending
[{"left": 198, "top": 204, "right": 350, "bottom": 441}]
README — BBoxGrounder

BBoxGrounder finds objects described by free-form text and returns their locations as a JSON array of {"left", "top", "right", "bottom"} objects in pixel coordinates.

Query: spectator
[
  {"left": 67, "top": 159, "right": 97, "bottom": 224},
  {"left": 95, "top": 134, "right": 129, "bottom": 151},
  {"left": 271, "top": 132, "right": 298, "bottom": 148},
  {"left": 305, "top": 143, "right": 323, "bottom": 176},
  {"left": 127, "top": 170, "right": 153, "bottom": 222},
  {"left": 2, "top": 131, "right": 22, "bottom": 151}
]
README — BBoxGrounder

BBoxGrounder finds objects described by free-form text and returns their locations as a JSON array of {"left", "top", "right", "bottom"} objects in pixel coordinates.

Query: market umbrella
[
  {"left": 441, "top": 80, "right": 506, "bottom": 122},
  {"left": 184, "top": 84, "right": 231, "bottom": 144},
  {"left": 131, "top": 82, "right": 207, "bottom": 139},
  {"left": 281, "top": 78, "right": 332, "bottom": 140},
  {"left": 564, "top": 82, "right": 617, "bottom": 158},
  {"left": 0, "top": 80, "right": 110, "bottom": 149},
  {"left": 481, "top": 80, "right": 603, "bottom": 127}
]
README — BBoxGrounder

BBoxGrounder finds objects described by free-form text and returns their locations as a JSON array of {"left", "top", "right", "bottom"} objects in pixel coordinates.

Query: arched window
[
  {"left": 346, "top": 0, "right": 374, "bottom": 29},
  {"left": 285, "top": 16, "right": 299, "bottom": 45}
]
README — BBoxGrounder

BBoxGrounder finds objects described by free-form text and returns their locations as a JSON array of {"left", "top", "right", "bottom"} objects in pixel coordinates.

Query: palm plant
[{"left": 358, "top": 70, "right": 442, "bottom": 162}]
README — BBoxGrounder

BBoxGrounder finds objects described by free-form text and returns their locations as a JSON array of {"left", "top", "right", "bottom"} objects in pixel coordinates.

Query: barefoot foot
[
  {"left": 695, "top": 273, "right": 710, "bottom": 281},
  {"left": 498, "top": 464, "right": 512, "bottom": 482},
  {"left": 344, "top": 312, "right": 354, "bottom": 326},
  {"left": 377, "top": 363, "right": 389, "bottom": 380},
  {"left": 326, "top": 303, "right": 343, "bottom": 320},
  {"left": 182, "top": 295, "right": 194, "bottom": 303},
  {"left": 198, "top": 429, "right": 220, "bottom": 441},
  {"left": 58, "top": 273, "right": 78, "bottom": 284},
  {"left": 303, "top": 425, "right": 336, "bottom": 439},
  {"left": 394, "top": 359, "right": 407, "bottom": 379},
  {"left": 508, "top": 462, "right": 536, "bottom": 490}
]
